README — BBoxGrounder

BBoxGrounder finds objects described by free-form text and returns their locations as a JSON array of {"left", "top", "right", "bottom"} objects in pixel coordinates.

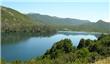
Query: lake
[{"left": 1, "top": 31, "right": 100, "bottom": 61}]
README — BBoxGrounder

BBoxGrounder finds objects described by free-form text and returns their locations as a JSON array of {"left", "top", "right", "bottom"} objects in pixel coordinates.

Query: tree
[{"left": 44, "top": 39, "right": 73, "bottom": 59}]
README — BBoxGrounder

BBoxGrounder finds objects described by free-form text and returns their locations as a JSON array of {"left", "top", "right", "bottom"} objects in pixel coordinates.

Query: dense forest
[{"left": 2, "top": 34, "right": 110, "bottom": 64}]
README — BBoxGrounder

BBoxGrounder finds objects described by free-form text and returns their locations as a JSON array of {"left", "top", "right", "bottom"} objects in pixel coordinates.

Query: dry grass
[{"left": 92, "top": 57, "right": 110, "bottom": 64}]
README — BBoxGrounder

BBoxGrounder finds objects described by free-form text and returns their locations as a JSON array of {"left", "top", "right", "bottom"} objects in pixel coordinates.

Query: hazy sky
[
  {"left": 1, "top": 0, "right": 110, "bottom": 22},
  {"left": 1, "top": 0, "right": 109, "bottom": 2}
]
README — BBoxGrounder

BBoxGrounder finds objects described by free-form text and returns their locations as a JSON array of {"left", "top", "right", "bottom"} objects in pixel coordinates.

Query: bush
[{"left": 44, "top": 39, "right": 73, "bottom": 59}]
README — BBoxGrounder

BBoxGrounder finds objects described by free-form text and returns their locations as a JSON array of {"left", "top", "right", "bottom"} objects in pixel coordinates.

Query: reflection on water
[
  {"left": 1, "top": 32, "right": 99, "bottom": 61},
  {"left": 1, "top": 32, "right": 55, "bottom": 44}
]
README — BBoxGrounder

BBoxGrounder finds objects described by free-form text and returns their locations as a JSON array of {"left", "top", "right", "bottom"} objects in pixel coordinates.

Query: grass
[{"left": 92, "top": 57, "right": 110, "bottom": 64}]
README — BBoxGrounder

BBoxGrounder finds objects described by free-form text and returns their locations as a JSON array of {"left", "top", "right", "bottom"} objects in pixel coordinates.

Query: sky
[
  {"left": 1, "top": 0, "right": 110, "bottom": 22},
  {"left": 1, "top": 0, "right": 109, "bottom": 2}
]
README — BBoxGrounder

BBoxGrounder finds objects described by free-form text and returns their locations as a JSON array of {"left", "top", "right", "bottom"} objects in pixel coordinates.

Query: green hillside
[
  {"left": 1, "top": 6, "right": 56, "bottom": 33},
  {"left": 27, "top": 13, "right": 90, "bottom": 25},
  {"left": 27, "top": 13, "right": 110, "bottom": 33},
  {"left": 1, "top": 6, "right": 110, "bottom": 33},
  {"left": 77, "top": 20, "right": 110, "bottom": 33}
]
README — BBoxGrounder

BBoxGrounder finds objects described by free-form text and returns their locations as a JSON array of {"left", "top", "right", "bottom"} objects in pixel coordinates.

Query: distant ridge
[
  {"left": 27, "top": 13, "right": 110, "bottom": 33},
  {"left": 1, "top": 6, "right": 110, "bottom": 33},
  {"left": 27, "top": 13, "right": 91, "bottom": 25}
]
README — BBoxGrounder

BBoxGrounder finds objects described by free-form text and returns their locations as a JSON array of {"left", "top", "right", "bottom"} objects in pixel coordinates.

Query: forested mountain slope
[
  {"left": 27, "top": 13, "right": 90, "bottom": 25},
  {"left": 1, "top": 6, "right": 56, "bottom": 33},
  {"left": 77, "top": 20, "right": 110, "bottom": 33},
  {"left": 1, "top": 6, "right": 110, "bottom": 33},
  {"left": 27, "top": 13, "right": 110, "bottom": 33}
]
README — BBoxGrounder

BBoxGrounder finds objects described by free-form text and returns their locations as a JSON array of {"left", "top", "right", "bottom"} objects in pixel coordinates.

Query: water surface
[{"left": 1, "top": 31, "right": 98, "bottom": 61}]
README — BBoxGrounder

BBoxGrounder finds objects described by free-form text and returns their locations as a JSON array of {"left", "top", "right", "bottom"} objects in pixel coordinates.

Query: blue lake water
[{"left": 1, "top": 31, "right": 99, "bottom": 61}]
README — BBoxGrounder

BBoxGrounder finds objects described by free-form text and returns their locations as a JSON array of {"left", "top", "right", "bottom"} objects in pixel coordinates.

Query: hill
[
  {"left": 27, "top": 13, "right": 110, "bottom": 33},
  {"left": 1, "top": 6, "right": 110, "bottom": 33},
  {"left": 1, "top": 6, "right": 56, "bottom": 33},
  {"left": 77, "top": 20, "right": 110, "bottom": 33},
  {"left": 27, "top": 13, "right": 90, "bottom": 25}
]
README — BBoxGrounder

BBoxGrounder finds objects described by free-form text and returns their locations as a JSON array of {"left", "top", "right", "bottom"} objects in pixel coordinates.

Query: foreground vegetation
[{"left": 2, "top": 34, "right": 110, "bottom": 64}]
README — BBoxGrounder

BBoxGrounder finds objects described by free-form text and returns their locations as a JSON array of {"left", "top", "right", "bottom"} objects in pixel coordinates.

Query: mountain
[
  {"left": 1, "top": 6, "right": 35, "bottom": 32},
  {"left": 95, "top": 20, "right": 110, "bottom": 31},
  {"left": 27, "top": 13, "right": 90, "bottom": 25},
  {"left": 1, "top": 6, "right": 110, "bottom": 33},
  {"left": 27, "top": 13, "right": 110, "bottom": 33},
  {"left": 1, "top": 6, "right": 56, "bottom": 33},
  {"left": 77, "top": 20, "right": 110, "bottom": 33}
]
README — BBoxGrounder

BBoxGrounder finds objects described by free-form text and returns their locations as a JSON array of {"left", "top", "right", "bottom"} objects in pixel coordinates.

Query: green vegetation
[
  {"left": 77, "top": 20, "right": 110, "bottom": 33},
  {"left": 1, "top": 6, "right": 110, "bottom": 64},
  {"left": 1, "top": 6, "right": 110, "bottom": 33},
  {"left": 27, "top": 13, "right": 90, "bottom": 25},
  {"left": 27, "top": 13, "right": 110, "bottom": 33},
  {"left": 2, "top": 34, "right": 110, "bottom": 64},
  {"left": 44, "top": 39, "right": 73, "bottom": 59},
  {"left": 1, "top": 6, "right": 56, "bottom": 33}
]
